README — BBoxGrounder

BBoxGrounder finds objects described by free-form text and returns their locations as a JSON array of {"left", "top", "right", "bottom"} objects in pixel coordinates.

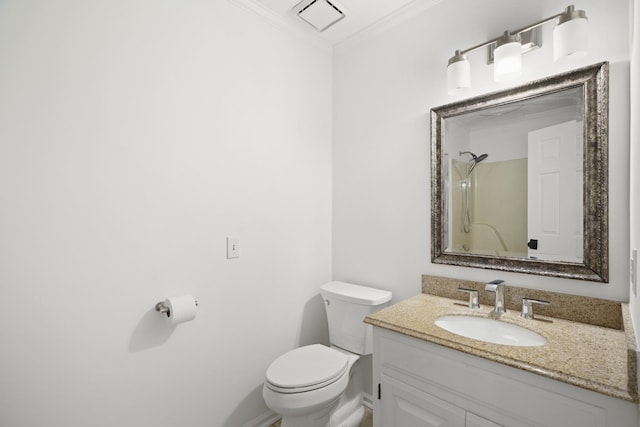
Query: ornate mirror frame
[{"left": 431, "top": 62, "right": 608, "bottom": 282}]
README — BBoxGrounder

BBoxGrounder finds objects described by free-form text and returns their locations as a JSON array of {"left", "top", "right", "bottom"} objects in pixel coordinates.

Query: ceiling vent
[{"left": 295, "top": 0, "right": 346, "bottom": 32}]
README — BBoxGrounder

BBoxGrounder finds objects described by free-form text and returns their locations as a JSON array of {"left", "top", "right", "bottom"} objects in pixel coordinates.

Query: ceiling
[{"left": 253, "top": 0, "right": 420, "bottom": 46}]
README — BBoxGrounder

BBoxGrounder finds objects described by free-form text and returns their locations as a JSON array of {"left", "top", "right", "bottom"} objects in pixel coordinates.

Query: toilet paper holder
[{"left": 155, "top": 299, "right": 199, "bottom": 316}]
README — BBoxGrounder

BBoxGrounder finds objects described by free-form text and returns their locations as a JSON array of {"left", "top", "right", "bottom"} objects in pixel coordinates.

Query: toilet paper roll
[{"left": 163, "top": 294, "right": 197, "bottom": 326}]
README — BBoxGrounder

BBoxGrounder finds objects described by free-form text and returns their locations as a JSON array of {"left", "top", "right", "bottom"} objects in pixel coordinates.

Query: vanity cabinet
[
  {"left": 372, "top": 327, "right": 638, "bottom": 427},
  {"left": 379, "top": 375, "right": 500, "bottom": 426}
]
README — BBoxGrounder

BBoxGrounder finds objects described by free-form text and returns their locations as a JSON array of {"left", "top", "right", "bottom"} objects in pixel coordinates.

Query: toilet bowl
[
  {"left": 262, "top": 281, "right": 392, "bottom": 427},
  {"left": 263, "top": 344, "right": 358, "bottom": 427}
]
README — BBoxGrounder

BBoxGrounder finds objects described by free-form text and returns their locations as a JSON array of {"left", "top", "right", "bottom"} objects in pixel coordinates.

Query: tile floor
[{"left": 269, "top": 406, "right": 373, "bottom": 427}]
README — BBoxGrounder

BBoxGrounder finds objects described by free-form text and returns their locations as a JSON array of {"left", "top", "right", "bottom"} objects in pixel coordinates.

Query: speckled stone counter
[{"left": 364, "top": 277, "right": 638, "bottom": 403}]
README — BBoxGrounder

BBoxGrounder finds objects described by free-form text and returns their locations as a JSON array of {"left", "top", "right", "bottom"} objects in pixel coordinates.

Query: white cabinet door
[
  {"left": 380, "top": 374, "right": 466, "bottom": 427},
  {"left": 466, "top": 412, "right": 502, "bottom": 427}
]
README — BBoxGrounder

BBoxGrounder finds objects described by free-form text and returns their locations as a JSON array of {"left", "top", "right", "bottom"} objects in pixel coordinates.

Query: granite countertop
[{"left": 365, "top": 292, "right": 638, "bottom": 403}]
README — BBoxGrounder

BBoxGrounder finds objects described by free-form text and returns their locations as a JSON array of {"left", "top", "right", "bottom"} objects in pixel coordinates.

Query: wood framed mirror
[{"left": 431, "top": 62, "right": 608, "bottom": 282}]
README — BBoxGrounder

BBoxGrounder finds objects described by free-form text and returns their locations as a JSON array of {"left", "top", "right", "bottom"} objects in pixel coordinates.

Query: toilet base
[
  {"left": 264, "top": 347, "right": 365, "bottom": 427},
  {"left": 331, "top": 405, "right": 364, "bottom": 427},
  {"left": 279, "top": 397, "right": 339, "bottom": 427},
  {"left": 328, "top": 349, "right": 365, "bottom": 427},
  {"left": 279, "top": 404, "right": 364, "bottom": 427}
]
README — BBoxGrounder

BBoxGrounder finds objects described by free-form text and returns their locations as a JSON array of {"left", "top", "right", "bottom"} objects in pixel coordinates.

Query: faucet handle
[
  {"left": 457, "top": 287, "right": 480, "bottom": 309},
  {"left": 484, "top": 279, "right": 505, "bottom": 292},
  {"left": 521, "top": 298, "right": 550, "bottom": 319}
]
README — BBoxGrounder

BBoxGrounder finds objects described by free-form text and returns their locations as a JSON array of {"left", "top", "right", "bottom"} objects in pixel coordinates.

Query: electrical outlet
[{"left": 227, "top": 236, "right": 240, "bottom": 259}]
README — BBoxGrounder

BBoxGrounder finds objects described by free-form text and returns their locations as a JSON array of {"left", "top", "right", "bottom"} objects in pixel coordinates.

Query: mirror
[{"left": 431, "top": 62, "right": 608, "bottom": 282}]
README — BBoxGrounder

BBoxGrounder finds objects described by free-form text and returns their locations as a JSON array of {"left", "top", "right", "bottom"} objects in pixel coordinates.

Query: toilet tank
[{"left": 320, "top": 281, "right": 392, "bottom": 355}]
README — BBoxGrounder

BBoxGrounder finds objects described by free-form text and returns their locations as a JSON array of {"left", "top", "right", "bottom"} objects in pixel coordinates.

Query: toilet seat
[{"left": 265, "top": 344, "right": 349, "bottom": 394}]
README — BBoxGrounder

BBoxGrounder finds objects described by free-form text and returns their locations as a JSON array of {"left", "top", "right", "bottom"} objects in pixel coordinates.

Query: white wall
[
  {"left": 630, "top": 0, "right": 640, "bottom": 334},
  {"left": 0, "top": 0, "right": 635, "bottom": 424},
  {"left": 0, "top": 1, "right": 332, "bottom": 426},
  {"left": 333, "top": 0, "right": 632, "bottom": 304}
]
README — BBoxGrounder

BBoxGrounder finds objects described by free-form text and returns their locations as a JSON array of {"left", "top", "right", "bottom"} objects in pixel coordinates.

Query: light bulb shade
[
  {"left": 553, "top": 14, "right": 588, "bottom": 62},
  {"left": 447, "top": 52, "right": 470, "bottom": 95},
  {"left": 493, "top": 40, "right": 522, "bottom": 82}
]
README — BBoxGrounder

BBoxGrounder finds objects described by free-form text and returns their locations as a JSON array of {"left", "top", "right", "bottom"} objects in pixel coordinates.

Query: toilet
[{"left": 263, "top": 281, "right": 392, "bottom": 427}]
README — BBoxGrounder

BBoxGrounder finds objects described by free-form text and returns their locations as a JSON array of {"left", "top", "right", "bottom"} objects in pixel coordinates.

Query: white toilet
[{"left": 263, "top": 281, "right": 392, "bottom": 427}]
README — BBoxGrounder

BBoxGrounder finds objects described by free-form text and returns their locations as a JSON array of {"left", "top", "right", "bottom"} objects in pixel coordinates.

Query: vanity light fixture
[
  {"left": 493, "top": 31, "right": 522, "bottom": 82},
  {"left": 446, "top": 5, "right": 588, "bottom": 95}
]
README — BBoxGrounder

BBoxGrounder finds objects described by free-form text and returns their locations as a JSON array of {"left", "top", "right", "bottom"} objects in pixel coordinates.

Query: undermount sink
[{"left": 435, "top": 315, "right": 546, "bottom": 347}]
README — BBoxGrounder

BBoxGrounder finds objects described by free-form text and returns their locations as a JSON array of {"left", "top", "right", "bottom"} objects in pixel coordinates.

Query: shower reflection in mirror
[
  {"left": 443, "top": 86, "right": 584, "bottom": 262},
  {"left": 458, "top": 151, "right": 488, "bottom": 234}
]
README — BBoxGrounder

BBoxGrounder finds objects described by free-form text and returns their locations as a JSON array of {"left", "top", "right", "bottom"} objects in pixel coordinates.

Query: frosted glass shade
[
  {"left": 553, "top": 17, "right": 588, "bottom": 62},
  {"left": 494, "top": 41, "right": 522, "bottom": 82},
  {"left": 447, "top": 58, "right": 470, "bottom": 95}
]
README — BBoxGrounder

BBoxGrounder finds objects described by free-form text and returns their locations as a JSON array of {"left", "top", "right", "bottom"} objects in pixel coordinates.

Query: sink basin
[{"left": 435, "top": 315, "right": 546, "bottom": 347}]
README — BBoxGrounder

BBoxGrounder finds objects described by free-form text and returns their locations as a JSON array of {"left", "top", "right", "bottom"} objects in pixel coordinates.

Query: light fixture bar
[
  {"left": 510, "top": 11, "right": 565, "bottom": 35},
  {"left": 446, "top": 5, "right": 588, "bottom": 93},
  {"left": 456, "top": 5, "right": 584, "bottom": 58},
  {"left": 457, "top": 36, "right": 502, "bottom": 57},
  {"left": 458, "top": 11, "right": 565, "bottom": 60}
]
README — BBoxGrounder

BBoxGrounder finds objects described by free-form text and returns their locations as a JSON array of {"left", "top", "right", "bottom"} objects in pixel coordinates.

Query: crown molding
[
  {"left": 227, "top": 0, "right": 445, "bottom": 56},
  {"left": 227, "top": 0, "right": 332, "bottom": 55},
  {"left": 334, "top": 0, "right": 445, "bottom": 53}
]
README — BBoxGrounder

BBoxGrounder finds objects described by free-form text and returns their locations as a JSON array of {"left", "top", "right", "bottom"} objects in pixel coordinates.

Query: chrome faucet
[
  {"left": 485, "top": 280, "right": 506, "bottom": 315},
  {"left": 457, "top": 287, "right": 480, "bottom": 309},
  {"left": 521, "top": 297, "right": 550, "bottom": 319}
]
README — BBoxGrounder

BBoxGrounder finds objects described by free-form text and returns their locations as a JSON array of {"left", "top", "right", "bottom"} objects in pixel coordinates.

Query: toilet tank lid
[{"left": 320, "top": 281, "right": 392, "bottom": 306}]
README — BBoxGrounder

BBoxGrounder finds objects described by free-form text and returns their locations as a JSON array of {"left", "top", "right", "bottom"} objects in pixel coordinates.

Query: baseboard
[
  {"left": 363, "top": 392, "right": 373, "bottom": 409},
  {"left": 242, "top": 409, "right": 280, "bottom": 427}
]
